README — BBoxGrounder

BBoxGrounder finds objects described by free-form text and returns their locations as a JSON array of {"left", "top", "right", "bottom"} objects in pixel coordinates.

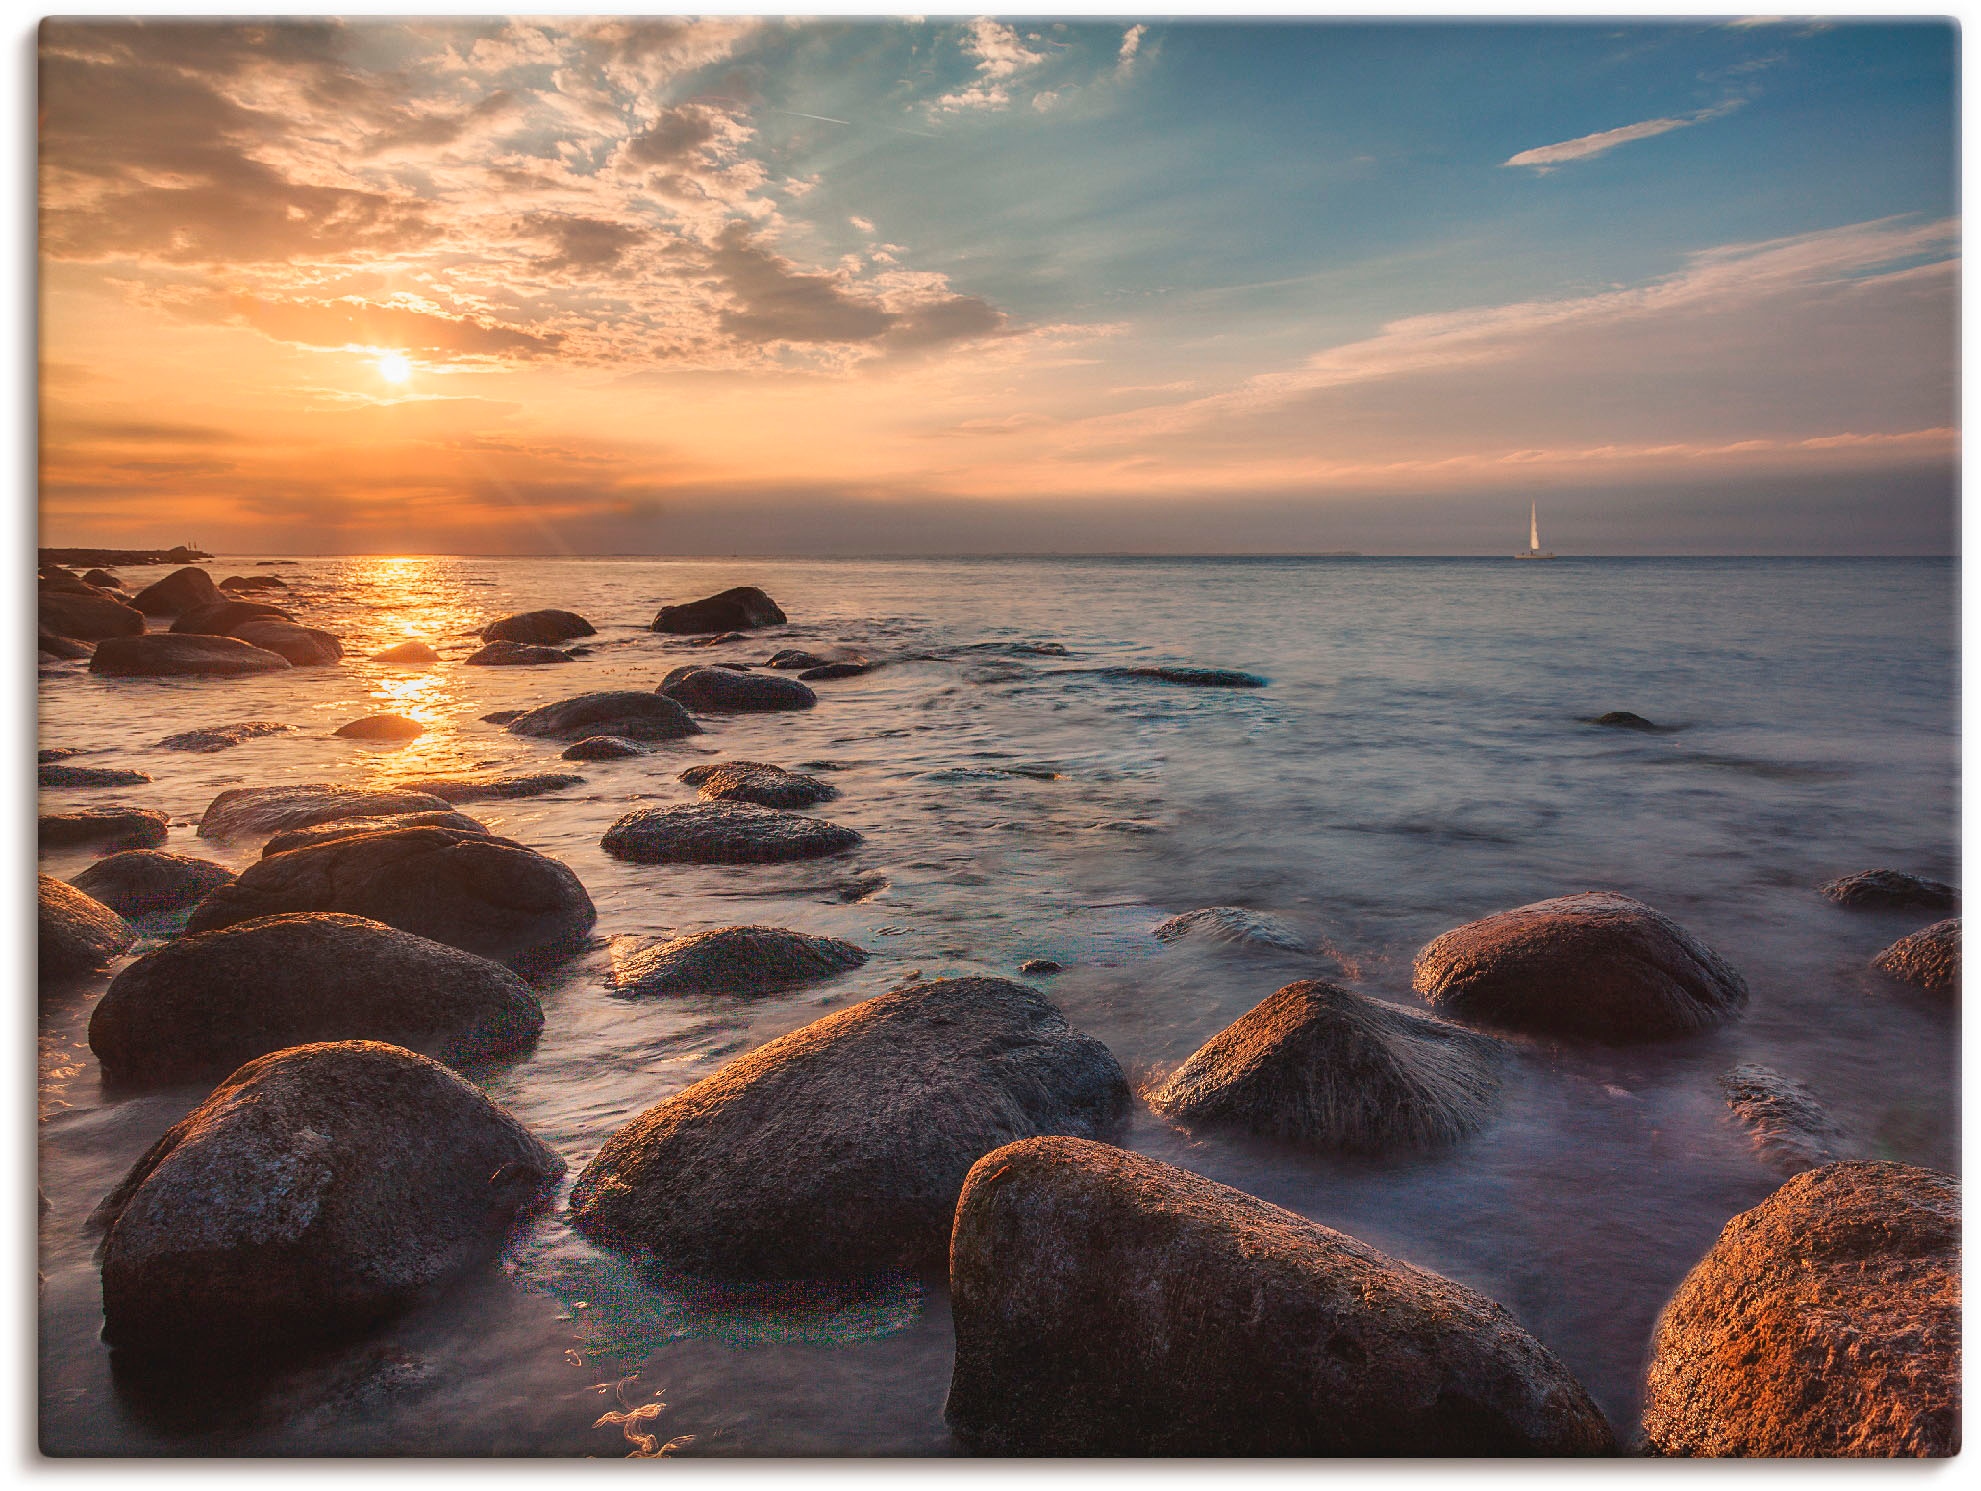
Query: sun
[{"left": 377, "top": 351, "right": 412, "bottom": 384}]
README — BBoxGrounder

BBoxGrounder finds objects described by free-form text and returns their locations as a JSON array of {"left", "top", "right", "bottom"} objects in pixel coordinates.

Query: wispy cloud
[
  {"left": 933, "top": 18, "right": 1046, "bottom": 112},
  {"left": 1504, "top": 100, "right": 1744, "bottom": 171}
]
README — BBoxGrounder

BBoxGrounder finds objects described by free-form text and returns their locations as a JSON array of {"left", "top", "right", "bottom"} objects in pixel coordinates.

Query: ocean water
[{"left": 36, "top": 555, "right": 1958, "bottom": 1456}]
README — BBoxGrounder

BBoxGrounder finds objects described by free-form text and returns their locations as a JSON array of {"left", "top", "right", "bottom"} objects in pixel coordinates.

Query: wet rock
[
  {"left": 391, "top": 772, "right": 585, "bottom": 804},
  {"left": 38, "top": 589, "right": 146, "bottom": 640},
  {"left": 1871, "top": 918, "right": 1958, "bottom": 993},
  {"left": 95, "top": 1041, "right": 564, "bottom": 1359},
  {"left": 688, "top": 631, "right": 746, "bottom": 647},
  {"left": 944, "top": 1136, "right": 1616, "bottom": 1456},
  {"left": 505, "top": 690, "right": 701, "bottom": 742},
  {"left": 39, "top": 564, "right": 94, "bottom": 593},
  {"left": 90, "top": 634, "right": 291, "bottom": 677},
  {"left": 1641, "top": 1162, "right": 1958, "bottom": 1457},
  {"left": 562, "top": 735, "right": 647, "bottom": 761},
  {"left": 230, "top": 619, "right": 343, "bottom": 666},
  {"left": 82, "top": 568, "right": 124, "bottom": 590},
  {"left": 765, "top": 648, "right": 830, "bottom": 670},
  {"left": 480, "top": 609, "right": 595, "bottom": 645},
  {"left": 372, "top": 641, "right": 439, "bottom": 664},
  {"left": 651, "top": 585, "right": 787, "bottom": 634},
  {"left": 1592, "top": 710, "right": 1664, "bottom": 731},
  {"left": 39, "top": 626, "right": 95, "bottom": 659},
  {"left": 1150, "top": 981, "right": 1507, "bottom": 1153},
  {"left": 1019, "top": 959, "right": 1062, "bottom": 975},
  {"left": 464, "top": 640, "right": 573, "bottom": 666},
  {"left": 799, "top": 662, "right": 871, "bottom": 681},
  {"left": 659, "top": 666, "right": 816, "bottom": 713},
  {"left": 39, "top": 747, "right": 87, "bottom": 762},
  {"left": 1412, "top": 891, "right": 1748, "bottom": 1043},
  {"left": 1820, "top": 869, "right": 1957, "bottom": 912},
  {"left": 1152, "top": 905, "right": 1308, "bottom": 954},
  {"left": 39, "top": 763, "right": 151, "bottom": 788},
  {"left": 184, "top": 826, "right": 596, "bottom": 970},
  {"left": 131, "top": 566, "right": 223, "bottom": 616},
  {"left": 1719, "top": 1064, "right": 1857, "bottom": 1176},
  {"left": 158, "top": 721, "right": 296, "bottom": 753},
  {"left": 1099, "top": 665, "right": 1267, "bottom": 688},
  {"left": 334, "top": 714, "right": 425, "bottom": 741},
  {"left": 70, "top": 851, "right": 236, "bottom": 919},
  {"left": 41, "top": 544, "right": 209, "bottom": 567},
  {"left": 169, "top": 599, "right": 294, "bottom": 635},
  {"left": 219, "top": 574, "right": 288, "bottom": 592},
  {"left": 40, "top": 807, "right": 170, "bottom": 851},
  {"left": 263, "top": 811, "right": 489, "bottom": 856},
  {"left": 198, "top": 784, "right": 455, "bottom": 838},
  {"left": 90, "top": 913, "right": 546, "bottom": 1084},
  {"left": 480, "top": 709, "right": 525, "bottom": 725},
  {"left": 678, "top": 760, "right": 837, "bottom": 808},
  {"left": 568, "top": 976, "right": 1130, "bottom": 1278},
  {"left": 609, "top": 925, "right": 869, "bottom": 998},
  {"left": 602, "top": 802, "right": 862, "bottom": 865},
  {"left": 39, "top": 875, "right": 136, "bottom": 980}
]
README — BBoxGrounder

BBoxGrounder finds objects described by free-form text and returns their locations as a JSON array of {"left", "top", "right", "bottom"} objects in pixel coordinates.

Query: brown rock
[
  {"left": 230, "top": 619, "right": 343, "bottom": 666},
  {"left": 168, "top": 599, "right": 294, "bottom": 634},
  {"left": 131, "top": 565, "right": 223, "bottom": 616},
  {"left": 39, "top": 589, "right": 145, "bottom": 640},
  {"left": 479, "top": 609, "right": 595, "bottom": 645},
  {"left": 1820, "top": 870, "right": 1957, "bottom": 912},
  {"left": 70, "top": 850, "right": 236, "bottom": 918},
  {"left": 607, "top": 924, "right": 868, "bottom": 997},
  {"left": 89, "top": 634, "right": 291, "bottom": 677},
  {"left": 198, "top": 784, "right": 454, "bottom": 838},
  {"left": 1872, "top": 918, "right": 1958, "bottom": 993},
  {"left": 262, "top": 810, "right": 488, "bottom": 856},
  {"left": 39, "top": 875, "right": 136, "bottom": 980},
  {"left": 371, "top": 641, "right": 439, "bottom": 664},
  {"left": 651, "top": 585, "right": 786, "bottom": 634},
  {"left": 39, "top": 807, "right": 170, "bottom": 852},
  {"left": 463, "top": 640, "right": 572, "bottom": 666},
  {"left": 678, "top": 760, "right": 837, "bottom": 808},
  {"left": 333, "top": 714, "right": 425, "bottom": 741}
]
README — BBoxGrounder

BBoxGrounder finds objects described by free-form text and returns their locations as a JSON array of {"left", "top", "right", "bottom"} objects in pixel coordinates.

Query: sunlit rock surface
[
  {"left": 1871, "top": 918, "right": 1959, "bottom": 993},
  {"left": 199, "top": 784, "right": 453, "bottom": 838},
  {"left": 39, "top": 807, "right": 170, "bottom": 852},
  {"left": 678, "top": 760, "right": 837, "bottom": 808},
  {"left": 480, "top": 608, "right": 595, "bottom": 645},
  {"left": 90, "top": 634, "right": 292, "bottom": 677},
  {"left": 607, "top": 925, "right": 868, "bottom": 998},
  {"left": 39, "top": 875, "right": 135, "bottom": 981},
  {"left": 70, "top": 850, "right": 235, "bottom": 918},
  {"left": 601, "top": 802, "right": 861, "bottom": 865}
]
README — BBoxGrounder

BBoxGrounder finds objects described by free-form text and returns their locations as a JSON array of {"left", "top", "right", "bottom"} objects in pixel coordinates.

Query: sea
[{"left": 35, "top": 555, "right": 1960, "bottom": 1456}]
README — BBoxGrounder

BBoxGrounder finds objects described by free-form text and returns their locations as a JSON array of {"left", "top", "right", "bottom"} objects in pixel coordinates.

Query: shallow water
[{"left": 37, "top": 555, "right": 1958, "bottom": 1456}]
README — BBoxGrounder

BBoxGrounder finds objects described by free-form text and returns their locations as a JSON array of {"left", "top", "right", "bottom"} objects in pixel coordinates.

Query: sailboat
[{"left": 1514, "top": 502, "right": 1556, "bottom": 560}]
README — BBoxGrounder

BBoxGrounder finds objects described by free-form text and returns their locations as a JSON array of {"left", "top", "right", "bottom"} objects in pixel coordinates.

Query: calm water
[{"left": 37, "top": 556, "right": 1959, "bottom": 1456}]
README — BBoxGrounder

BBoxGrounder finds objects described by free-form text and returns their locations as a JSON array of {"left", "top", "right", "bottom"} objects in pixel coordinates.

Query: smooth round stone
[
  {"left": 199, "top": 784, "right": 455, "bottom": 838},
  {"left": 608, "top": 925, "right": 868, "bottom": 997},
  {"left": 89, "top": 634, "right": 291, "bottom": 677},
  {"left": 562, "top": 735, "right": 648, "bottom": 761},
  {"left": 677, "top": 760, "right": 836, "bottom": 808},
  {"left": 39, "top": 875, "right": 136, "bottom": 980},
  {"left": 334, "top": 714, "right": 425, "bottom": 741},
  {"left": 601, "top": 802, "right": 862, "bottom": 865},
  {"left": 39, "top": 807, "right": 170, "bottom": 851},
  {"left": 69, "top": 850, "right": 235, "bottom": 918},
  {"left": 505, "top": 690, "right": 701, "bottom": 742}
]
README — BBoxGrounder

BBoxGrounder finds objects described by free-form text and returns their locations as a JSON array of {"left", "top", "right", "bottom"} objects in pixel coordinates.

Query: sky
[{"left": 35, "top": 15, "right": 1958, "bottom": 555}]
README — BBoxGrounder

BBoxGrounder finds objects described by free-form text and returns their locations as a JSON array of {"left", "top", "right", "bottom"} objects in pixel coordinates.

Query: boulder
[
  {"left": 333, "top": 714, "right": 425, "bottom": 741},
  {"left": 390, "top": 772, "right": 585, "bottom": 804},
  {"left": 1412, "top": 892, "right": 1748, "bottom": 1043},
  {"left": 678, "top": 760, "right": 837, "bottom": 808},
  {"left": 464, "top": 641, "right": 573, "bottom": 666},
  {"left": 39, "top": 747, "right": 87, "bottom": 762},
  {"left": 371, "top": 641, "right": 439, "bottom": 664},
  {"left": 199, "top": 784, "right": 454, "bottom": 838},
  {"left": 1099, "top": 665, "right": 1267, "bottom": 688},
  {"left": 651, "top": 585, "right": 787, "bottom": 634},
  {"left": 38, "top": 564, "right": 93, "bottom": 593},
  {"left": 89, "top": 634, "right": 291, "bottom": 677},
  {"left": 608, "top": 925, "right": 869, "bottom": 998},
  {"left": 168, "top": 599, "right": 294, "bottom": 635},
  {"left": 38, "top": 626, "right": 95, "bottom": 660},
  {"left": 184, "top": 826, "right": 596, "bottom": 970},
  {"left": 479, "top": 710, "right": 524, "bottom": 725},
  {"left": 944, "top": 1137, "right": 1616, "bottom": 1456},
  {"left": 659, "top": 667, "right": 816, "bottom": 713},
  {"left": 505, "top": 691, "right": 701, "bottom": 742},
  {"left": 1591, "top": 710, "right": 1664, "bottom": 731},
  {"left": 800, "top": 662, "right": 871, "bottom": 681},
  {"left": 70, "top": 851, "right": 236, "bottom": 919},
  {"left": 562, "top": 735, "right": 647, "bottom": 761},
  {"left": 1641, "top": 1162, "right": 1958, "bottom": 1457},
  {"left": 568, "top": 977, "right": 1130, "bottom": 1278},
  {"left": 157, "top": 721, "right": 296, "bottom": 752},
  {"left": 601, "top": 802, "right": 862, "bottom": 865},
  {"left": 1019, "top": 959, "right": 1062, "bottom": 975},
  {"left": 95, "top": 1041, "right": 565, "bottom": 1359},
  {"left": 82, "top": 568, "right": 124, "bottom": 590},
  {"left": 1871, "top": 918, "right": 1958, "bottom": 993},
  {"left": 1821, "top": 870, "right": 1957, "bottom": 912},
  {"left": 38, "top": 589, "right": 146, "bottom": 640},
  {"left": 39, "top": 763, "right": 151, "bottom": 788},
  {"left": 1152, "top": 905, "right": 1307, "bottom": 954},
  {"left": 480, "top": 609, "right": 595, "bottom": 645},
  {"left": 1149, "top": 980, "right": 1506, "bottom": 1153},
  {"left": 39, "top": 807, "right": 169, "bottom": 851},
  {"left": 131, "top": 566, "right": 223, "bottom": 616},
  {"left": 39, "top": 875, "right": 136, "bottom": 980},
  {"left": 230, "top": 619, "right": 343, "bottom": 666},
  {"left": 765, "top": 648, "right": 830, "bottom": 670},
  {"left": 1719, "top": 1064, "right": 1857, "bottom": 1176},
  {"left": 219, "top": 574, "right": 288, "bottom": 591},
  {"left": 89, "top": 913, "right": 545, "bottom": 1084},
  {"left": 263, "top": 810, "right": 488, "bottom": 856}
]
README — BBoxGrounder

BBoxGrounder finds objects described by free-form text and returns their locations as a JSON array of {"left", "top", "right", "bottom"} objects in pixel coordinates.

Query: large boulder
[
  {"left": 184, "top": 826, "right": 596, "bottom": 970},
  {"left": 944, "top": 1137, "right": 1616, "bottom": 1455},
  {"left": 89, "top": 913, "right": 545, "bottom": 1084},
  {"left": 82, "top": 568, "right": 125, "bottom": 590},
  {"left": 168, "top": 599, "right": 294, "bottom": 635},
  {"left": 389, "top": 772, "right": 585, "bottom": 804},
  {"left": 38, "top": 589, "right": 145, "bottom": 640},
  {"left": 569, "top": 976, "right": 1130, "bottom": 1278},
  {"left": 659, "top": 667, "right": 815, "bottom": 713},
  {"left": 480, "top": 609, "right": 595, "bottom": 645},
  {"left": 1149, "top": 981, "right": 1506, "bottom": 1154},
  {"left": 651, "top": 585, "right": 786, "bottom": 634},
  {"left": 39, "top": 807, "right": 169, "bottom": 851},
  {"left": 1641, "top": 1162, "right": 1958, "bottom": 1457},
  {"left": 89, "top": 634, "right": 291, "bottom": 677},
  {"left": 1152, "top": 905, "right": 1307, "bottom": 954},
  {"left": 1719, "top": 1064, "right": 1857, "bottom": 1176},
  {"left": 158, "top": 721, "right": 295, "bottom": 753},
  {"left": 608, "top": 925, "right": 868, "bottom": 997},
  {"left": 1412, "top": 892, "right": 1748, "bottom": 1043},
  {"left": 39, "top": 875, "right": 136, "bottom": 980},
  {"left": 230, "top": 619, "right": 343, "bottom": 666},
  {"left": 198, "top": 784, "right": 455, "bottom": 838},
  {"left": 1871, "top": 918, "right": 1958, "bottom": 993},
  {"left": 1820, "top": 870, "right": 1957, "bottom": 911},
  {"left": 263, "top": 810, "right": 488, "bottom": 856},
  {"left": 678, "top": 760, "right": 836, "bottom": 807},
  {"left": 505, "top": 691, "right": 701, "bottom": 742},
  {"left": 601, "top": 802, "right": 862, "bottom": 865},
  {"left": 333, "top": 714, "right": 424, "bottom": 741},
  {"left": 69, "top": 850, "right": 236, "bottom": 919},
  {"left": 131, "top": 566, "right": 223, "bottom": 616},
  {"left": 94, "top": 1041, "right": 565, "bottom": 1359},
  {"left": 371, "top": 641, "right": 438, "bottom": 664},
  {"left": 464, "top": 640, "right": 572, "bottom": 666}
]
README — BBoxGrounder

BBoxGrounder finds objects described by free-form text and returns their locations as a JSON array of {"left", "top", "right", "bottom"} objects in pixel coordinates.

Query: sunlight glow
[{"left": 377, "top": 351, "right": 412, "bottom": 384}]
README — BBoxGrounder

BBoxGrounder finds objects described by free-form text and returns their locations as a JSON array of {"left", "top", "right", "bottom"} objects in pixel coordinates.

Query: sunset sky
[{"left": 36, "top": 16, "right": 1957, "bottom": 555}]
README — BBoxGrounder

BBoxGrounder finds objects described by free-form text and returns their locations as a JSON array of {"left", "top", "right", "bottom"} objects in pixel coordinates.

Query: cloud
[
  {"left": 1118, "top": 24, "right": 1147, "bottom": 75},
  {"left": 522, "top": 213, "right": 649, "bottom": 271},
  {"left": 226, "top": 294, "right": 565, "bottom": 361},
  {"left": 1503, "top": 100, "right": 1744, "bottom": 171},
  {"left": 934, "top": 17, "right": 1046, "bottom": 112}
]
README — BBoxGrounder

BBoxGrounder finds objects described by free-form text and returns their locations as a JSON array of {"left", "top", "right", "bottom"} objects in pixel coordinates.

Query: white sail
[{"left": 1529, "top": 502, "right": 1539, "bottom": 551}]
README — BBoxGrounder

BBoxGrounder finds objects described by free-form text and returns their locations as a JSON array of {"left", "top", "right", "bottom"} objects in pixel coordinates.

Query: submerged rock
[
  {"left": 800, "top": 662, "right": 871, "bottom": 681},
  {"left": 1149, "top": 981, "right": 1506, "bottom": 1153},
  {"left": 1591, "top": 710, "right": 1664, "bottom": 731},
  {"left": 505, "top": 690, "right": 701, "bottom": 742},
  {"left": 130, "top": 566, "right": 222, "bottom": 616},
  {"left": 199, "top": 785, "right": 453, "bottom": 838},
  {"left": 333, "top": 714, "right": 425, "bottom": 741},
  {"left": 95, "top": 1041, "right": 564, "bottom": 1359},
  {"left": 464, "top": 640, "right": 573, "bottom": 667},
  {"left": 1152, "top": 905, "right": 1308, "bottom": 954},
  {"left": 371, "top": 641, "right": 439, "bottom": 664},
  {"left": 1719, "top": 1064, "right": 1857, "bottom": 1176},
  {"left": 480, "top": 609, "right": 595, "bottom": 645},
  {"left": 39, "top": 875, "right": 136, "bottom": 980},
  {"left": 1871, "top": 918, "right": 1958, "bottom": 993},
  {"left": 944, "top": 1137, "right": 1615, "bottom": 1456},
  {"left": 1099, "top": 665, "right": 1267, "bottom": 688},
  {"left": 659, "top": 666, "right": 816, "bottom": 713},
  {"left": 90, "top": 913, "right": 545, "bottom": 1083},
  {"left": 168, "top": 599, "right": 294, "bottom": 635},
  {"left": 38, "top": 626, "right": 96, "bottom": 659},
  {"left": 70, "top": 851, "right": 236, "bottom": 919},
  {"left": 568, "top": 977, "right": 1130, "bottom": 1278},
  {"left": 1641, "top": 1162, "right": 1958, "bottom": 1457},
  {"left": 1019, "top": 958, "right": 1063, "bottom": 975},
  {"left": 230, "top": 620, "right": 343, "bottom": 666},
  {"left": 765, "top": 648, "right": 830, "bottom": 670},
  {"left": 40, "top": 807, "right": 170, "bottom": 852},
  {"left": 652, "top": 586, "right": 787, "bottom": 634},
  {"left": 609, "top": 925, "right": 869, "bottom": 998},
  {"left": 218, "top": 574, "right": 288, "bottom": 592},
  {"left": 89, "top": 634, "right": 291, "bottom": 677},
  {"left": 479, "top": 709, "right": 525, "bottom": 725},
  {"left": 157, "top": 721, "right": 296, "bottom": 753},
  {"left": 39, "top": 589, "right": 145, "bottom": 640},
  {"left": 678, "top": 760, "right": 837, "bottom": 808},
  {"left": 39, "top": 763, "right": 151, "bottom": 788},
  {"left": 263, "top": 810, "right": 489, "bottom": 856},
  {"left": 602, "top": 802, "right": 862, "bottom": 865},
  {"left": 390, "top": 772, "right": 585, "bottom": 804},
  {"left": 562, "top": 735, "right": 647, "bottom": 761},
  {"left": 1412, "top": 891, "right": 1748, "bottom": 1043},
  {"left": 1821, "top": 869, "right": 1957, "bottom": 912},
  {"left": 185, "top": 826, "right": 596, "bottom": 970}
]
